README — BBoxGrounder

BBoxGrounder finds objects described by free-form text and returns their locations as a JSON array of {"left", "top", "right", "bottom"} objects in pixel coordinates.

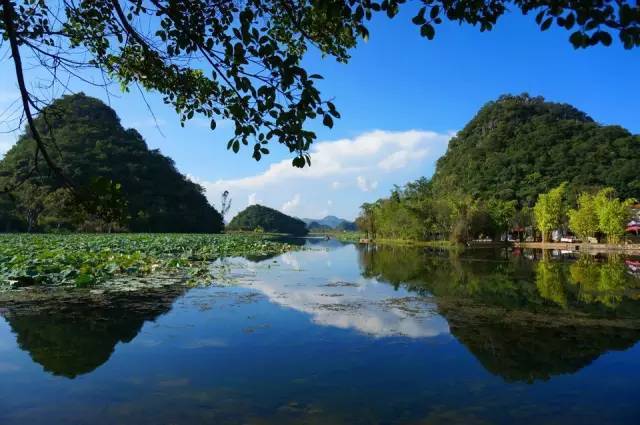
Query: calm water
[{"left": 1, "top": 240, "right": 640, "bottom": 424}]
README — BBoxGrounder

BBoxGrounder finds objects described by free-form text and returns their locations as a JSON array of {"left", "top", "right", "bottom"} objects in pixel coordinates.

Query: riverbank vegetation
[
  {"left": 0, "top": 234, "right": 294, "bottom": 289},
  {"left": 356, "top": 95, "right": 640, "bottom": 245},
  {"left": 537, "top": 184, "right": 637, "bottom": 243},
  {"left": 0, "top": 95, "right": 224, "bottom": 233}
]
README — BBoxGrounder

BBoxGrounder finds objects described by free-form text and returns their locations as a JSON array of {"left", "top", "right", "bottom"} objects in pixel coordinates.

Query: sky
[{"left": 0, "top": 9, "right": 638, "bottom": 221}]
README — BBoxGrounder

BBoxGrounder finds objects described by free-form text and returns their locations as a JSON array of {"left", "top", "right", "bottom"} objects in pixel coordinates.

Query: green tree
[
  {"left": 83, "top": 177, "right": 130, "bottom": 233},
  {"left": 38, "top": 188, "right": 85, "bottom": 231},
  {"left": 12, "top": 181, "right": 49, "bottom": 233},
  {"left": 512, "top": 205, "right": 534, "bottom": 240},
  {"left": 0, "top": 193, "right": 20, "bottom": 231},
  {"left": 567, "top": 192, "right": 599, "bottom": 241},
  {"left": 356, "top": 202, "right": 377, "bottom": 239},
  {"left": 487, "top": 198, "right": 517, "bottom": 240},
  {"left": 534, "top": 183, "right": 567, "bottom": 242},
  {"left": 1, "top": 0, "right": 637, "bottom": 192},
  {"left": 594, "top": 188, "right": 636, "bottom": 244}
]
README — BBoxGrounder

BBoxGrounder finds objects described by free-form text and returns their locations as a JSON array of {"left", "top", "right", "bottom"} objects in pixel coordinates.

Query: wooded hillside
[
  {"left": 228, "top": 205, "right": 308, "bottom": 236},
  {"left": 0, "top": 94, "right": 223, "bottom": 233}
]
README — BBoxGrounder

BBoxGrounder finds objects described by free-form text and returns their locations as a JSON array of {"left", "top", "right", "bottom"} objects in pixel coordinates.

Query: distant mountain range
[{"left": 300, "top": 215, "right": 357, "bottom": 231}]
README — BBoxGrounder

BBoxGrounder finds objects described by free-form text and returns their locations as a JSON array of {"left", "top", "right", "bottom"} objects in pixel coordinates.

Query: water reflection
[
  {"left": 223, "top": 247, "right": 450, "bottom": 338},
  {"left": 357, "top": 244, "right": 640, "bottom": 382},
  {"left": 1, "top": 242, "right": 640, "bottom": 424},
  {"left": 1, "top": 287, "right": 185, "bottom": 378}
]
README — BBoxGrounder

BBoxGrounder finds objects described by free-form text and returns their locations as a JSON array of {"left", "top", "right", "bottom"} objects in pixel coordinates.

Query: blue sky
[{"left": 0, "top": 10, "right": 638, "bottom": 220}]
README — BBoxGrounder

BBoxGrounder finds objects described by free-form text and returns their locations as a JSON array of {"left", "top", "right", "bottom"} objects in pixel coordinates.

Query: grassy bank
[
  {"left": 0, "top": 233, "right": 295, "bottom": 288},
  {"left": 371, "top": 238, "right": 457, "bottom": 249}
]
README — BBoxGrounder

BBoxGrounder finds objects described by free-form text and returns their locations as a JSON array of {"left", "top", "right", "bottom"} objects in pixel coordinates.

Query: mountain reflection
[
  {"left": 1, "top": 287, "right": 184, "bottom": 378},
  {"left": 357, "top": 244, "right": 640, "bottom": 382}
]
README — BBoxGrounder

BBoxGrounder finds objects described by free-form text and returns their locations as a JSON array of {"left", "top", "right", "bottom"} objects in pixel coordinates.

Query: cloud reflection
[{"left": 223, "top": 249, "right": 450, "bottom": 339}]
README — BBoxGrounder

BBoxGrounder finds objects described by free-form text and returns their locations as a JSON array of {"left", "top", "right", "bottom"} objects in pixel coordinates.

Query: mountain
[
  {"left": 307, "top": 221, "right": 333, "bottom": 232},
  {"left": 227, "top": 204, "right": 308, "bottom": 236},
  {"left": 301, "top": 215, "right": 357, "bottom": 230},
  {"left": 431, "top": 93, "right": 640, "bottom": 205},
  {"left": 0, "top": 93, "right": 223, "bottom": 233},
  {"left": 356, "top": 94, "right": 640, "bottom": 242}
]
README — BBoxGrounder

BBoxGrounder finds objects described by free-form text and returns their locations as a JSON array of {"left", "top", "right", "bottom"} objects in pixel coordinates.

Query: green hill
[
  {"left": 228, "top": 205, "right": 308, "bottom": 236},
  {"left": 431, "top": 94, "right": 640, "bottom": 205},
  {"left": 357, "top": 94, "right": 640, "bottom": 242},
  {"left": 0, "top": 93, "right": 223, "bottom": 233},
  {"left": 307, "top": 221, "right": 333, "bottom": 232}
]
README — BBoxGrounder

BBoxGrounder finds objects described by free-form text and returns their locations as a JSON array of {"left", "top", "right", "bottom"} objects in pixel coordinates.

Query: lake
[{"left": 1, "top": 239, "right": 639, "bottom": 424}]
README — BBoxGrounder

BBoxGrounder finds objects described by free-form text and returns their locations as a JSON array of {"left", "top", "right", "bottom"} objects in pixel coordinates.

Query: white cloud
[
  {"left": 356, "top": 175, "right": 378, "bottom": 192},
  {"left": 281, "top": 193, "right": 301, "bottom": 215},
  {"left": 218, "top": 250, "right": 451, "bottom": 339},
  {"left": 198, "top": 129, "right": 454, "bottom": 220},
  {"left": 378, "top": 148, "right": 429, "bottom": 171},
  {"left": 247, "top": 193, "right": 261, "bottom": 206}
]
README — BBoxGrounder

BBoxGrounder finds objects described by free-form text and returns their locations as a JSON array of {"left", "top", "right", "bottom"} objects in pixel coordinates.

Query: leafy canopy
[
  {"left": 357, "top": 94, "right": 640, "bottom": 243},
  {"left": 594, "top": 188, "right": 636, "bottom": 243},
  {"left": 0, "top": 94, "right": 224, "bottom": 233},
  {"left": 1, "top": 0, "right": 638, "bottom": 171},
  {"left": 432, "top": 94, "right": 640, "bottom": 205},
  {"left": 533, "top": 182, "right": 567, "bottom": 242},
  {"left": 568, "top": 192, "right": 599, "bottom": 239}
]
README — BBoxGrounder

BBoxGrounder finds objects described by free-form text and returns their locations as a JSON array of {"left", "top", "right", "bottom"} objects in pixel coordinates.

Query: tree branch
[{"left": 1, "top": 0, "right": 74, "bottom": 191}]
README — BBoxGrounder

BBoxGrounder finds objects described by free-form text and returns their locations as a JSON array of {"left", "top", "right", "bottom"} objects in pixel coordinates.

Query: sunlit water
[{"left": 1, "top": 239, "right": 640, "bottom": 424}]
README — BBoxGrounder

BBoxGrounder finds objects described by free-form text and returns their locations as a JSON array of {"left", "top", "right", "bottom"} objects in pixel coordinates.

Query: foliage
[
  {"left": 331, "top": 231, "right": 363, "bottom": 242},
  {"left": 0, "top": 233, "right": 294, "bottom": 288},
  {"left": 568, "top": 192, "right": 599, "bottom": 240},
  {"left": 0, "top": 94, "right": 224, "bottom": 233},
  {"left": 431, "top": 94, "right": 640, "bottom": 205},
  {"left": 358, "top": 95, "right": 640, "bottom": 244},
  {"left": 227, "top": 204, "right": 308, "bottom": 236},
  {"left": 594, "top": 188, "right": 636, "bottom": 244},
  {"left": 487, "top": 198, "right": 517, "bottom": 238},
  {"left": 1, "top": 2, "right": 637, "bottom": 179},
  {"left": 533, "top": 183, "right": 567, "bottom": 242}
]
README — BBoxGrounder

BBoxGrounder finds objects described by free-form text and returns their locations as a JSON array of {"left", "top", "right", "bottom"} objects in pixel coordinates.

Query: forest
[
  {"left": 0, "top": 94, "right": 224, "bottom": 233},
  {"left": 227, "top": 204, "right": 309, "bottom": 236},
  {"left": 356, "top": 94, "right": 640, "bottom": 243}
]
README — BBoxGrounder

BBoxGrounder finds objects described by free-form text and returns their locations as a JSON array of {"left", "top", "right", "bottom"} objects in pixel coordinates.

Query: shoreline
[
  {"left": 514, "top": 241, "right": 640, "bottom": 254},
  {"left": 352, "top": 237, "right": 640, "bottom": 255}
]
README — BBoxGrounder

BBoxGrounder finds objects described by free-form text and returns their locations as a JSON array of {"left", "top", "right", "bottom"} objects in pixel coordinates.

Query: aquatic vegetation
[{"left": 0, "top": 234, "right": 294, "bottom": 288}]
